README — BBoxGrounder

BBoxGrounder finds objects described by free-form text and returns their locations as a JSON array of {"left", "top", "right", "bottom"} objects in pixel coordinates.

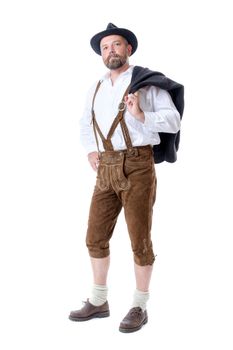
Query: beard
[{"left": 104, "top": 53, "right": 128, "bottom": 70}]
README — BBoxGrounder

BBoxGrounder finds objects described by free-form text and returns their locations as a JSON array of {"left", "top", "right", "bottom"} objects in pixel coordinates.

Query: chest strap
[{"left": 91, "top": 81, "right": 134, "bottom": 153}]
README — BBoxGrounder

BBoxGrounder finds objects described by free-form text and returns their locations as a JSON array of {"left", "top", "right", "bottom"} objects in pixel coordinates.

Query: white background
[{"left": 0, "top": 0, "right": 233, "bottom": 349}]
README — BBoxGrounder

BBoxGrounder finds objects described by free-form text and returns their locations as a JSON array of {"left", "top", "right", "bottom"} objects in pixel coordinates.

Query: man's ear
[{"left": 127, "top": 44, "right": 133, "bottom": 56}]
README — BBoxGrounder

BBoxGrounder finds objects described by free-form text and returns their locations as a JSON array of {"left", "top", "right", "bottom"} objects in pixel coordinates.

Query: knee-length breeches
[{"left": 86, "top": 145, "right": 157, "bottom": 266}]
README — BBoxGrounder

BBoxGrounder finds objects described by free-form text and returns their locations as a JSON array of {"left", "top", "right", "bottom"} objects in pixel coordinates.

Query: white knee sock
[
  {"left": 89, "top": 284, "right": 108, "bottom": 306},
  {"left": 132, "top": 289, "right": 149, "bottom": 311}
]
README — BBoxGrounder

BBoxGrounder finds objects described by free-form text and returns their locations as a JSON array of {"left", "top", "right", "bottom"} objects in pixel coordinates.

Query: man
[{"left": 69, "top": 23, "right": 184, "bottom": 333}]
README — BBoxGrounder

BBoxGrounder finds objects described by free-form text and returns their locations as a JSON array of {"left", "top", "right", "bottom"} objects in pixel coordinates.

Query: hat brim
[{"left": 90, "top": 28, "right": 138, "bottom": 56}]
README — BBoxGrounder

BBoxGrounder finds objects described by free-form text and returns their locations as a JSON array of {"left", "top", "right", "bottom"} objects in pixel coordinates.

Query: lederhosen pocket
[{"left": 96, "top": 151, "right": 130, "bottom": 192}]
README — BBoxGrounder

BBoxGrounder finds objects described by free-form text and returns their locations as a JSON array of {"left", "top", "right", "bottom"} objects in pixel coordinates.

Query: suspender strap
[
  {"left": 91, "top": 81, "right": 134, "bottom": 152},
  {"left": 120, "top": 117, "right": 134, "bottom": 152},
  {"left": 106, "top": 86, "right": 129, "bottom": 140},
  {"left": 91, "top": 81, "right": 104, "bottom": 153}
]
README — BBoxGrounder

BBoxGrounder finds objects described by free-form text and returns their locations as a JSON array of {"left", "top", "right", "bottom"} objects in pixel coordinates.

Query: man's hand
[
  {"left": 88, "top": 151, "right": 99, "bottom": 171},
  {"left": 125, "top": 91, "right": 145, "bottom": 123}
]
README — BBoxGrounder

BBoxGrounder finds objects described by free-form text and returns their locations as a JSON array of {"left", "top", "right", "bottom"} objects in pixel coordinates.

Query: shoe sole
[
  {"left": 119, "top": 317, "right": 148, "bottom": 333},
  {"left": 69, "top": 310, "right": 110, "bottom": 322}
]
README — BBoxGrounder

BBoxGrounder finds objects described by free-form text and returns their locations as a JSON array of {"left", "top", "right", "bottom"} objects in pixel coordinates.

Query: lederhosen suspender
[{"left": 91, "top": 81, "right": 137, "bottom": 155}]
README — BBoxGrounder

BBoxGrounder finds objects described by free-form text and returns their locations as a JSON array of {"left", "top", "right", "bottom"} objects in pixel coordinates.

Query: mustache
[{"left": 108, "top": 53, "right": 120, "bottom": 59}]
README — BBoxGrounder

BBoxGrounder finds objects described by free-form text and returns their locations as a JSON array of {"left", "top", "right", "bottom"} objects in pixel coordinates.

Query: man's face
[{"left": 100, "top": 35, "right": 132, "bottom": 70}]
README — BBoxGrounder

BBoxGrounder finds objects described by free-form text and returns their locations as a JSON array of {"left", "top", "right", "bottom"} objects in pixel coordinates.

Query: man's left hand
[{"left": 125, "top": 91, "right": 145, "bottom": 123}]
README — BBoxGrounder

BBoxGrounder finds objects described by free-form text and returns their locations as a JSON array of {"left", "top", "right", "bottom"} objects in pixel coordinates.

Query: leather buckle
[
  {"left": 127, "top": 147, "right": 138, "bottom": 157},
  {"left": 118, "top": 101, "right": 126, "bottom": 111}
]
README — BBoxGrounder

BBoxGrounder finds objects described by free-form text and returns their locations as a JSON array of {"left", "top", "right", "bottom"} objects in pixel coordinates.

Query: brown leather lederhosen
[{"left": 86, "top": 81, "right": 157, "bottom": 266}]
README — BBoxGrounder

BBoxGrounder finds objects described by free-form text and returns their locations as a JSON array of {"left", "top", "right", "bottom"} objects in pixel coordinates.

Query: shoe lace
[{"left": 129, "top": 307, "right": 143, "bottom": 320}]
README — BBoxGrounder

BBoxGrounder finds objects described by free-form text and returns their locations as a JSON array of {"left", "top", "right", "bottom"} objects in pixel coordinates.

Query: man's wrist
[{"left": 135, "top": 111, "right": 145, "bottom": 123}]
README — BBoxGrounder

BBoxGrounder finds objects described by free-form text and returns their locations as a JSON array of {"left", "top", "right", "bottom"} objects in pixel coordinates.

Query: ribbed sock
[
  {"left": 89, "top": 284, "right": 108, "bottom": 306},
  {"left": 132, "top": 289, "right": 149, "bottom": 311}
]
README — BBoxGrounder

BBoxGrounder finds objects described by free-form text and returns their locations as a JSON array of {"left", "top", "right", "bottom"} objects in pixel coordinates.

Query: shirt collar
[{"left": 101, "top": 65, "right": 134, "bottom": 82}]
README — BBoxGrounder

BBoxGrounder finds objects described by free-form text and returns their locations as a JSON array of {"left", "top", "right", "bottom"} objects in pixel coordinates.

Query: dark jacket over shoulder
[{"left": 129, "top": 66, "right": 184, "bottom": 164}]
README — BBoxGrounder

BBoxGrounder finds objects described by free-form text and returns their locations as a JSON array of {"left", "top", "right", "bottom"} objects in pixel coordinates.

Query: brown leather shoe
[
  {"left": 69, "top": 299, "right": 110, "bottom": 321},
  {"left": 119, "top": 307, "right": 148, "bottom": 333}
]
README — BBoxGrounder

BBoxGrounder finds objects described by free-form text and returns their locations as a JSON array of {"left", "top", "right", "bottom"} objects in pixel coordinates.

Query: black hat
[{"left": 90, "top": 23, "right": 138, "bottom": 56}]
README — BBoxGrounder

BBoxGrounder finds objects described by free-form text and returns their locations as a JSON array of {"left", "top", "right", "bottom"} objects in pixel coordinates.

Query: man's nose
[{"left": 110, "top": 45, "right": 115, "bottom": 53}]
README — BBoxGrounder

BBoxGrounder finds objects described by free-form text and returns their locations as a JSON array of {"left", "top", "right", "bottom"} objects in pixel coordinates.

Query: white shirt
[{"left": 80, "top": 66, "right": 181, "bottom": 154}]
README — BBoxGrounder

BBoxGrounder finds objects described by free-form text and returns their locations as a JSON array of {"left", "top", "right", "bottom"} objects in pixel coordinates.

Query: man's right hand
[{"left": 87, "top": 151, "right": 99, "bottom": 171}]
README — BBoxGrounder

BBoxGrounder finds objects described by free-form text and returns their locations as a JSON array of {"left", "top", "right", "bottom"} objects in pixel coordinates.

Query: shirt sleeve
[
  {"left": 142, "top": 86, "right": 181, "bottom": 133},
  {"left": 79, "top": 83, "right": 98, "bottom": 154}
]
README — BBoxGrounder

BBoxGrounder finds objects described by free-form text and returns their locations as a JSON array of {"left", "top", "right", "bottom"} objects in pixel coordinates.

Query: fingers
[
  {"left": 90, "top": 158, "right": 99, "bottom": 171},
  {"left": 125, "top": 92, "right": 140, "bottom": 110},
  {"left": 88, "top": 152, "right": 99, "bottom": 172},
  {"left": 128, "top": 92, "right": 139, "bottom": 99},
  {"left": 91, "top": 162, "right": 98, "bottom": 171},
  {"left": 126, "top": 92, "right": 139, "bottom": 103}
]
